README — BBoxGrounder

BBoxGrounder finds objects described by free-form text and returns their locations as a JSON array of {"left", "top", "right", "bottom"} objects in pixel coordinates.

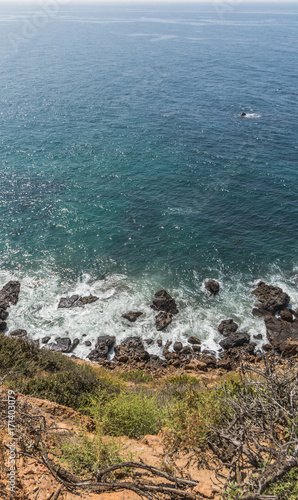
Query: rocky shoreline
[{"left": 1, "top": 278, "right": 298, "bottom": 373}]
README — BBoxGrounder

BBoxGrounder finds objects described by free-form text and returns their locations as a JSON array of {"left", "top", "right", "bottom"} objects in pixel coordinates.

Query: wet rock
[
  {"left": 0, "top": 308, "right": 8, "bottom": 321},
  {"left": 279, "top": 309, "right": 293, "bottom": 323},
  {"left": 10, "top": 329, "right": 27, "bottom": 338},
  {"left": 253, "top": 333, "right": 263, "bottom": 340},
  {"left": 87, "top": 335, "right": 116, "bottom": 362},
  {"left": 58, "top": 294, "right": 98, "bottom": 308},
  {"left": 85, "top": 340, "right": 92, "bottom": 347},
  {"left": 0, "top": 281, "right": 21, "bottom": 309},
  {"left": 173, "top": 341, "right": 183, "bottom": 353},
  {"left": 180, "top": 346, "right": 193, "bottom": 355},
  {"left": 265, "top": 316, "right": 298, "bottom": 354},
  {"left": 151, "top": 290, "right": 179, "bottom": 315},
  {"left": 218, "top": 319, "right": 239, "bottom": 337},
  {"left": 205, "top": 279, "right": 220, "bottom": 295},
  {"left": 188, "top": 336, "right": 201, "bottom": 345},
  {"left": 157, "top": 339, "right": 163, "bottom": 347},
  {"left": 155, "top": 312, "right": 173, "bottom": 331},
  {"left": 145, "top": 339, "right": 154, "bottom": 345},
  {"left": 0, "top": 321, "right": 7, "bottom": 332},
  {"left": 122, "top": 311, "right": 143, "bottom": 322},
  {"left": 192, "top": 344, "right": 201, "bottom": 353},
  {"left": 252, "top": 307, "right": 266, "bottom": 318},
  {"left": 219, "top": 332, "right": 250, "bottom": 350},
  {"left": 251, "top": 281, "right": 290, "bottom": 315},
  {"left": 42, "top": 336, "right": 51, "bottom": 344}
]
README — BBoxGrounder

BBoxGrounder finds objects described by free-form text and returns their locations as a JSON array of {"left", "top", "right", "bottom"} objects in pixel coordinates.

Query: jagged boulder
[
  {"left": 251, "top": 281, "right": 290, "bottom": 315},
  {"left": 0, "top": 281, "right": 21, "bottom": 309},
  {"left": 155, "top": 312, "right": 173, "bottom": 331},
  {"left": 265, "top": 316, "right": 298, "bottom": 354},
  {"left": 10, "top": 329, "right": 27, "bottom": 338},
  {"left": 87, "top": 335, "right": 116, "bottom": 362},
  {"left": 218, "top": 319, "right": 239, "bottom": 337},
  {"left": 58, "top": 294, "right": 98, "bottom": 308},
  {"left": 151, "top": 290, "right": 179, "bottom": 315},
  {"left": 204, "top": 279, "right": 220, "bottom": 295},
  {"left": 122, "top": 311, "right": 143, "bottom": 322},
  {"left": 114, "top": 337, "right": 150, "bottom": 363},
  {"left": 220, "top": 332, "right": 250, "bottom": 350}
]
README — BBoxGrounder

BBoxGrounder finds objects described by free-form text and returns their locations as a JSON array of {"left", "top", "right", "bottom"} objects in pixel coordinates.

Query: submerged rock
[
  {"left": 87, "top": 335, "right": 116, "bottom": 362},
  {"left": 58, "top": 294, "right": 98, "bottom": 309},
  {"left": 251, "top": 281, "right": 290, "bottom": 315},
  {"left": 218, "top": 319, "right": 239, "bottom": 337},
  {"left": 151, "top": 290, "right": 179, "bottom": 315},
  {"left": 204, "top": 279, "right": 220, "bottom": 295},
  {"left": 122, "top": 311, "right": 143, "bottom": 322}
]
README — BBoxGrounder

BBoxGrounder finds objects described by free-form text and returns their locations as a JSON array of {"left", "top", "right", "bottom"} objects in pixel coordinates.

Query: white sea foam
[{"left": 0, "top": 264, "right": 283, "bottom": 361}]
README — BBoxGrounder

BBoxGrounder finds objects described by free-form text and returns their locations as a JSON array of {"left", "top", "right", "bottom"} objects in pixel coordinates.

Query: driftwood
[{"left": 211, "top": 357, "right": 298, "bottom": 499}]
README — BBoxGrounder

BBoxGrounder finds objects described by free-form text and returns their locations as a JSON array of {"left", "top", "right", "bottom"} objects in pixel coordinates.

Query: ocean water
[{"left": 0, "top": 2, "right": 298, "bottom": 358}]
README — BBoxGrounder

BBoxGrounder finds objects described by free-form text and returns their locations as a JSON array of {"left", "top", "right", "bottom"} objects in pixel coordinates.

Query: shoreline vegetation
[{"left": 0, "top": 277, "right": 298, "bottom": 499}]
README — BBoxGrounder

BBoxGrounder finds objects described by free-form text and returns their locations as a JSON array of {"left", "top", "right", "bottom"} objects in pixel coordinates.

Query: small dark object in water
[{"left": 241, "top": 112, "right": 246, "bottom": 116}]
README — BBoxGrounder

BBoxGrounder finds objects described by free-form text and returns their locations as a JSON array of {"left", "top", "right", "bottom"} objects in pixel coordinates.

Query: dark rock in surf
[
  {"left": 0, "top": 308, "right": 8, "bottom": 321},
  {"left": 265, "top": 316, "right": 298, "bottom": 354},
  {"left": 279, "top": 309, "right": 294, "bottom": 323},
  {"left": 0, "top": 321, "right": 7, "bottom": 332},
  {"left": 188, "top": 336, "right": 201, "bottom": 345},
  {"left": 87, "top": 335, "right": 116, "bottom": 362},
  {"left": 0, "top": 281, "right": 21, "bottom": 309},
  {"left": 173, "top": 341, "right": 183, "bottom": 353},
  {"left": 45, "top": 337, "right": 72, "bottom": 353},
  {"left": 204, "top": 279, "right": 220, "bottom": 295},
  {"left": 155, "top": 312, "right": 173, "bottom": 331},
  {"left": 219, "top": 332, "right": 250, "bottom": 350},
  {"left": 114, "top": 337, "right": 150, "bottom": 364},
  {"left": 218, "top": 319, "right": 239, "bottom": 337},
  {"left": 42, "top": 336, "right": 51, "bottom": 344},
  {"left": 122, "top": 311, "right": 143, "bottom": 322},
  {"left": 151, "top": 290, "right": 179, "bottom": 315},
  {"left": 251, "top": 281, "right": 290, "bottom": 316},
  {"left": 10, "top": 329, "right": 27, "bottom": 338},
  {"left": 58, "top": 294, "right": 98, "bottom": 309}
]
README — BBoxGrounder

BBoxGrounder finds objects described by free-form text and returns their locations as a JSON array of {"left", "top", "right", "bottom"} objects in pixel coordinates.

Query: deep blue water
[{"left": 0, "top": 2, "right": 297, "bottom": 355}]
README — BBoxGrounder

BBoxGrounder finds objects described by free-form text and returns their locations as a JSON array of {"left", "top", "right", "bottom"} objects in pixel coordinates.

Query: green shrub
[
  {"left": 0, "top": 336, "right": 75, "bottom": 378},
  {"left": 266, "top": 467, "right": 298, "bottom": 500},
  {"left": 57, "top": 431, "right": 125, "bottom": 477},
  {"left": 19, "top": 366, "right": 120, "bottom": 410},
  {"left": 89, "top": 390, "right": 164, "bottom": 439},
  {"left": 119, "top": 370, "right": 153, "bottom": 384}
]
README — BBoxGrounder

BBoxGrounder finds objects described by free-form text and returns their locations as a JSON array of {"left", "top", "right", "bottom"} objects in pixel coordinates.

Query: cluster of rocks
[
  {"left": 251, "top": 281, "right": 298, "bottom": 356},
  {"left": 1, "top": 277, "right": 298, "bottom": 372}
]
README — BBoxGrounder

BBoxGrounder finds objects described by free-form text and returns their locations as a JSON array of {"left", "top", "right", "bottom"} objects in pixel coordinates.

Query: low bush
[
  {"left": 57, "top": 431, "right": 125, "bottom": 477},
  {"left": 89, "top": 390, "right": 164, "bottom": 439}
]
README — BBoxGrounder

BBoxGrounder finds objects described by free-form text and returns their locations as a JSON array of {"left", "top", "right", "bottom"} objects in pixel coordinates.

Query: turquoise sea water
[{"left": 0, "top": 2, "right": 297, "bottom": 356}]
